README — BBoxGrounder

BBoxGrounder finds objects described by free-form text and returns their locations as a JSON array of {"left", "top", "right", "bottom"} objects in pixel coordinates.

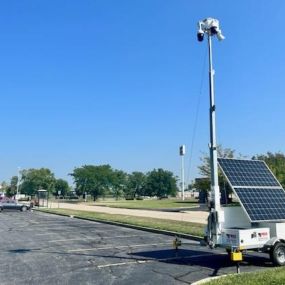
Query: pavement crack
[{"left": 151, "top": 268, "right": 191, "bottom": 285}]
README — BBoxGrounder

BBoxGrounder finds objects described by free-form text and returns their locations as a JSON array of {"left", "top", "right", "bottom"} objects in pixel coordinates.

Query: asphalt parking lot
[{"left": 0, "top": 211, "right": 274, "bottom": 284}]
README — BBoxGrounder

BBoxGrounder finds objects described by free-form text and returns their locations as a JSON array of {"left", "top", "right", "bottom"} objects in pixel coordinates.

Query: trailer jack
[
  {"left": 173, "top": 237, "right": 182, "bottom": 250},
  {"left": 230, "top": 248, "right": 243, "bottom": 274}
]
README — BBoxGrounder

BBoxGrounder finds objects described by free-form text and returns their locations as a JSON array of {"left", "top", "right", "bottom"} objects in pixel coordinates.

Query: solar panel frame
[
  {"left": 218, "top": 158, "right": 285, "bottom": 222},
  {"left": 217, "top": 158, "right": 282, "bottom": 188}
]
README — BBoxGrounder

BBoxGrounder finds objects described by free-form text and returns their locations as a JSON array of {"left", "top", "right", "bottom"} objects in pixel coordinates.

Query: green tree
[
  {"left": 20, "top": 168, "right": 56, "bottom": 196},
  {"left": 0, "top": 181, "right": 8, "bottom": 194},
  {"left": 125, "top": 172, "right": 146, "bottom": 199},
  {"left": 195, "top": 145, "right": 239, "bottom": 203},
  {"left": 70, "top": 165, "right": 113, "bottom": 201},
  {"left": 6, "top": 176, "right": 18, "bottom": 198},
  {"left": 111, "top": 170, "right": 127, "bottom": 200},
  {"left": 198, "top": 145, "right": 236, "bottom": 177},
  {"left": 144, "top": 169, "right": 178, "bottom": 198},
  {"left": 54, "top": 179, "right": 70, "bottom": 197},
  {"left": 253, "top": 152, "right": 285, "bottom": 188}
]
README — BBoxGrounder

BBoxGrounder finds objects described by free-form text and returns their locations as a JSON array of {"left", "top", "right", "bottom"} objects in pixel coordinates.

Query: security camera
[
  {"left": 210, "top": 26, "right": 218, "bottom": 35},
  {"left": 197, "top": 18, "right": 225, "bottom": 41},
  {"left": 197, "top": 29, "right": 204, "bottom": 42},
  {"left": 216, "top": 31, "right": 225, "bottom": 41},
  {"left": 197, "top": 21, "right": 205, "bottom": 42}
]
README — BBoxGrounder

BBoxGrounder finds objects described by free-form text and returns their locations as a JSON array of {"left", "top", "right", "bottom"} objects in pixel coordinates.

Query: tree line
[
  {"left": 2, "top": 148, "right": 285, "bottom": 201},
  {"left": 193, "top": 146, "right": 285, "bottom": 202},
  {"left": 2, "top": 166, "right": 178, "bottom": 201}
]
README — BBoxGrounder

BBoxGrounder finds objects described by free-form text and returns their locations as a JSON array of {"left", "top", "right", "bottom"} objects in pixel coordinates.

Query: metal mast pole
[
  {"left": 197, "top": 17, "right": 225, "bottom": 247},
  {"left": 208, "top": 34, "right": 220, "bottom": 211},
  {"left": 181, "top": 155, "right": 185, "bottom": 201},
  {"left": 179, "top": 145, "right": 186, "bottom": 201}
]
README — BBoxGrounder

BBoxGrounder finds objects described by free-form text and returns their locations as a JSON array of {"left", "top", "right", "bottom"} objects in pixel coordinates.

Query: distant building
[{"left": 177, "top": 189, "right": 199, "bottom": 199}]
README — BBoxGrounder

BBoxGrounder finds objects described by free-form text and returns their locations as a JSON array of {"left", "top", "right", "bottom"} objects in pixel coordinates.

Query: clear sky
[{"left": 0, "top": 1, "right": 285, "bottom": 185}]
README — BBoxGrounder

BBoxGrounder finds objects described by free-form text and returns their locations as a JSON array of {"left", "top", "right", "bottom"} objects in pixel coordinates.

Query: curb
[
  {"left": 36, "top": 209, "right": 203, "bottom": 241},
  {"left": 192, "top": 274, "right": 229, "bottom": 285}
]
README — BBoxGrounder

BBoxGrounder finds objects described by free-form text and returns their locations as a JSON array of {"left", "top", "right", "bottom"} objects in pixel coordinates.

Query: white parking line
[
  {"left": 98, "top": 260, "right": 149, "bottom": 268},
  {"left": 104, "top": 235, "right": 140, "bottom": 239},
  {"left": 49, "top": 238, "right": 90, "bottom": 243},
  {"left": 68, "top": 242, "right": 172, "bottom": 252},
  {"left": 97, "top": 253, "right": 226, "bottom": 269},
  {"left": 35, "top": 233, "right": 59, "bottom": 236},
  {"left": 48, "top": 235, "right": 141, "bottom": 243}
]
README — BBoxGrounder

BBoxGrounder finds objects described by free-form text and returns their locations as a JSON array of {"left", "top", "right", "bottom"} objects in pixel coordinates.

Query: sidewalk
[{"left": 49, "top": 202, "right": 208, "bottom": 224}]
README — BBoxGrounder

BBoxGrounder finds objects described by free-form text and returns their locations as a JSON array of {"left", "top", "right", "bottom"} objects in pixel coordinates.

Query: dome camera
[{"left": 197, "top": 30, "right": 204, "bottom": 42}]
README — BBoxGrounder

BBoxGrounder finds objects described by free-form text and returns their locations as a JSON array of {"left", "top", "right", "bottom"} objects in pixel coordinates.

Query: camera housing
[
  {"left": 197, "top": 30, "right": 204, "bottom": 42},
  {"left": 197, "top": 18, "right": 225, "bottom": 42}
]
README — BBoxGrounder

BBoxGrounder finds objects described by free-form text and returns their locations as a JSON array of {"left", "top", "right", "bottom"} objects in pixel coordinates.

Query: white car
[{"left": 0, "top": 200, "right": 30, "bottom": 211}]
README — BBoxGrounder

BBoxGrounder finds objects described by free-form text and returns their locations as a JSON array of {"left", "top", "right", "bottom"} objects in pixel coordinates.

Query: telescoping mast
[{"left": 196, "top": 18, "right": 285, "bottom": 267}]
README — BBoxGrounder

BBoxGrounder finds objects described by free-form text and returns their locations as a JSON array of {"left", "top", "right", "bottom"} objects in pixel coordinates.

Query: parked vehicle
[{"left": 0, "top": 200, "right": 30, "bottom": 212}]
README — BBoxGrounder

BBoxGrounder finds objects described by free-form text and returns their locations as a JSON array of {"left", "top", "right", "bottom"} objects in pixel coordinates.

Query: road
[
  {"left": 49, "top": 202, "right": 209, "bottom": 224},
  {"left": 0, "top": 211, "right": 274, "bottom": 284}
]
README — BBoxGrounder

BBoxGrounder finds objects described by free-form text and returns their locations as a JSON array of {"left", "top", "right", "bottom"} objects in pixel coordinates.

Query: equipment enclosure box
[{"left": 221, "top": 228, "right": 270, "bottom": 249}]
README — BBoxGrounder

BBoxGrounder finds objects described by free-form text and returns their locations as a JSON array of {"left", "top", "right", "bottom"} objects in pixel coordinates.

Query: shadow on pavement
[{"left": 130, "top": 248, "right": 273, "bottom": 277}]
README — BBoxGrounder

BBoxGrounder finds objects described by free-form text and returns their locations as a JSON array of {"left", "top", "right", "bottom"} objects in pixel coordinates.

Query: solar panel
[
  {"left": 234, "top": 187, "right": 285, "bottom": 222},
  {"left": 218, "top": 158, "right": 285, "bottom": 222},
  {"left": 218, "top": 158, "right": 280, "bottom": 187}
]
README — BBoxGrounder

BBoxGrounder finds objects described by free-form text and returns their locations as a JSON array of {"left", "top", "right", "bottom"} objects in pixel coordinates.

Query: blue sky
[{"left": 0, "top": 1, "right": 285, "bottom": 185}]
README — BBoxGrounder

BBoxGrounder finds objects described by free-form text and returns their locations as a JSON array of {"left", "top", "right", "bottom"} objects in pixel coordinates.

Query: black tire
[
  {"left": 0, "top": 207, "right": 2, "bottom": 212},
  {"left": 21, "top": 206, "right": 27, "bottom": 212},
  {"left": 271, "top": 242, "right": 285, "bottom": 266}
]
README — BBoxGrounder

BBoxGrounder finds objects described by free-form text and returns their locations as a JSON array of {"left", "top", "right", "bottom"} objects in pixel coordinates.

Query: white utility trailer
[
  {"left": 193, "top": 18, "right": 285, "bottom": 266},
  {"left": 205, "top": 158, "right": 285, "bottom": 266},
  {"left": 207, "top": 204, "right": 285, "bottom": 265}
]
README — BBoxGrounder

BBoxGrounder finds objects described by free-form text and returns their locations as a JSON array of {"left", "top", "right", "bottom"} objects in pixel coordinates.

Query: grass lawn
[
  {"left": 40, "top": 208, "right": 205, "bottom": 237},
  {"left": 93, "top": 198, "right": 199, "bottom": 209},
  {"left": 207, "top": 268, "right": 285, "bottom": 285}
]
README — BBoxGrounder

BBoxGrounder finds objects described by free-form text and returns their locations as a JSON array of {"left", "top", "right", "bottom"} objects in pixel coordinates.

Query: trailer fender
[{"left": 264, "top": 238, "right": 285, "bottom": 251}]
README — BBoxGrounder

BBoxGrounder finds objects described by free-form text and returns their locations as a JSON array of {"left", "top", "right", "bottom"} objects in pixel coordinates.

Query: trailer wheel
[{"left": 271, "top": 242, "right": 285, "bottom": 266}]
